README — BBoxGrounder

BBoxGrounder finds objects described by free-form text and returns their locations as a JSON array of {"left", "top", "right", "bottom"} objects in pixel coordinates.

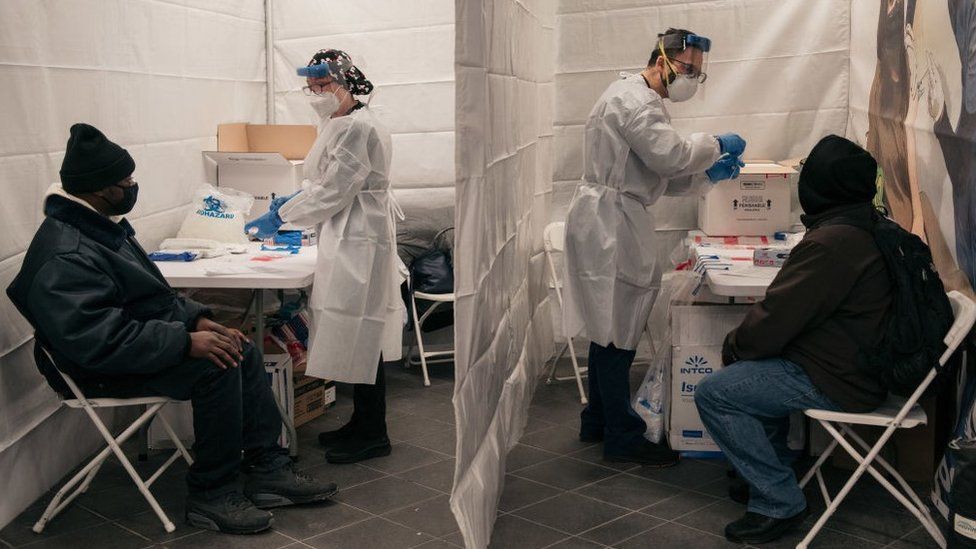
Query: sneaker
[
  {"left": 185, "top": 490, "right": 272, "bottom": 534},
  {"left": 244, "top": 464, "right": 339, "bottom": 509},
  {"left": 325, "top": 435, "right": 392, "bottom": 464},
  {"left": 604, "top": 439, "right": 679, "bottom": 468},
  {"left": 724, "top": 508, "right": 808, "bottom": 544},
  {"left": 318, "top": 421, "right": 360, "bottom": 448}
]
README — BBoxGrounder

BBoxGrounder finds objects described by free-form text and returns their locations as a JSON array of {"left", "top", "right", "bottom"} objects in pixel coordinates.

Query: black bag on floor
[
  {"left": 859, "top": 213, "right": 955, "bottom": 397},
  {"left": 948, "top": 437, "right": 976, "bottom": 548}
]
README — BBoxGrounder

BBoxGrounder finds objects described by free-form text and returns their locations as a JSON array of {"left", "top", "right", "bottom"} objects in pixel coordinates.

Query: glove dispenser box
[
  {"left": 203, "top": 123, "right": 316, "bottom": 221},
  {"left": 699, "top": 163, "right": 795, "bottom": 237}
]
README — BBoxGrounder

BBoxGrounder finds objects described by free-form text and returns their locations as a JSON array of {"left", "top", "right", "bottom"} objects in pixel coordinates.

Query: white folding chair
[
  {"left": 33, "top": 348, "right": 194, "bottom": 534},
  {"left": 543, "top": 222, "right": 589, "bottom": 404},
  {"left": 408, "top": 289, "right": 456, "bottom": 387},
  {"left": 796, "top": 291, "right": 976, "bottom": 549}
]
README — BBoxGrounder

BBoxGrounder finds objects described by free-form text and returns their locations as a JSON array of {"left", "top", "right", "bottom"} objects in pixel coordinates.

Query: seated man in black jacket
[
  {"left": 6, "top": 123, "right": 337, "bottom": 535},
  {"left": 693, "top": 135, "right": 892, "bottom": 544}
]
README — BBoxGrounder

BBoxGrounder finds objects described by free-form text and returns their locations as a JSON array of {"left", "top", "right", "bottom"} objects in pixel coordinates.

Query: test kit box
[
  {"left": 669, "top": 304, "right": 804, "bottom": 452},
  {"left": 203, "top": 123, "right": 316, "bottom": 221},
  {"left": 699, "top": 162, "right": 796, "bottom": 237}
]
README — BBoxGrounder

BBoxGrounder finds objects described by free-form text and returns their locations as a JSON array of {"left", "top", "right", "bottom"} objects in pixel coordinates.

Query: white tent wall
[
  {"left": 270, "top": 0, "right": 457, "bottom": 213},
  {"left": 453, "top": 0, "right": 556, "bottom": 546},
  {"left": 0, "top": 0, "right": 267, "bottom": 528},
  {"left": 546, "top": 0, "right": 851, "bottom": 354}
]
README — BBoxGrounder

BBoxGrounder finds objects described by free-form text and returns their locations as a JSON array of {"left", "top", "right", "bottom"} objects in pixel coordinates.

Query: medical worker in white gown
[
  {"left": 562, "top": 29, "right": 747, "bottom": 465},
  {"left": 246, "top": 49, "right": 405, "bottom": 464}
]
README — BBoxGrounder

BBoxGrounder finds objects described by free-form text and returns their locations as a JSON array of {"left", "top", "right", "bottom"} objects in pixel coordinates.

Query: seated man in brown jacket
[{"left": 694, "top": 135, "right": 892, "bottom": 544}]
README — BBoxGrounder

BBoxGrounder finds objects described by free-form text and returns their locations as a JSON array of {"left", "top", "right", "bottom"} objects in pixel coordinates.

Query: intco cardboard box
[
  {"left": 203, "top": 123, "right": 316, "bottom": 221},
  {"left": 669, "top": 304, "right": 805, "bottom": 453},
  {"left": 699, "top": 162, "right": 796, "bottom": 237}
]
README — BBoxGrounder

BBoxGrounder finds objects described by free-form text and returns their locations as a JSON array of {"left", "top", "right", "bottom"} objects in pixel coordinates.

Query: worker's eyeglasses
[
  {"left": 672, "top": 58, "right": 707, "bottom": 83},
  {"left": 302, "top": 82, "right": 335, "bottom": 96}
]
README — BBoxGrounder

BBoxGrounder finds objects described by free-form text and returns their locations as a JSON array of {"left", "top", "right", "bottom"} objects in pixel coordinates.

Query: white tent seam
[
  {"left": 143, "top": 0, "right": 265, "bottom": 23},
  {"left": 0, "top": 62, "right": 265, "bottom": 83}
]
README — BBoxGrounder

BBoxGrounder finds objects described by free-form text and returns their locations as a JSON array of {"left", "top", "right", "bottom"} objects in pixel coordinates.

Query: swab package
[{"left": 177, "top": 185, "right": 254, "bottom": 244}]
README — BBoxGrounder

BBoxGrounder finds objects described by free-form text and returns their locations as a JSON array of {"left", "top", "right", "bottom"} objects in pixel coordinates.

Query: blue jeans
[{"left": 694, "top": 358, "right": 840, "bottom": 518}]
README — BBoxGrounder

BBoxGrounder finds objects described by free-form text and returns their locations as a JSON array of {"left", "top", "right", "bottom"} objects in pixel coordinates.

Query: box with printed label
[
  {"left": 699, "top": 163, "right": 795, "bottom": 237},
  {"left": 293, "top": 375, "right": 335, "bottom": 427},
  {"left": 203, "top": 123, "right": 316, "bottom": 221},
  {"left": 669, "top": 305, "right": 804, "bottom": 452}
]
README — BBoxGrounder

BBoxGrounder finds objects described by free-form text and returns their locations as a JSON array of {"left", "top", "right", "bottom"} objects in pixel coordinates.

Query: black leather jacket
[{"left": 6, "top": 195, "right": 210, "bottom": 395}]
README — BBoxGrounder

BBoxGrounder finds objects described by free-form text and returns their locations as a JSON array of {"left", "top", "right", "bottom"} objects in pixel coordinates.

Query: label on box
[{"left": 753, "top": 247, "right": 791, "bottom": 267}]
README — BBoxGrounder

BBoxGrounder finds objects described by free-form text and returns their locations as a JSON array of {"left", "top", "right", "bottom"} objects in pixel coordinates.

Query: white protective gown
[
  {"left": 278, "top": 106, "right": 407, "bottom": 384},
  {"left": 562, "top": 73, "right": 722, "bottom": 350}
]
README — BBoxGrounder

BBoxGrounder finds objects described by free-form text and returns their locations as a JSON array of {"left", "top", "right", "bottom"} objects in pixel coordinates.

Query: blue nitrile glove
[
  {"left": 715, "top": 133, "right": 747, "bottom": 157},
  {"left": 269, "top": 190, "right": 301, "bottom": 213},
  {"left": 245, "top": 210, "right": 283, "bottom": 239},
  {"left": 706, "top": 155, "right": 746, "bottom": 183}
]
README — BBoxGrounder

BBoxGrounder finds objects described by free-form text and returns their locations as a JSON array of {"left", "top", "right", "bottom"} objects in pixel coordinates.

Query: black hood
[{"left": 798, "top": 135, "right": 878, "bottom": 215}]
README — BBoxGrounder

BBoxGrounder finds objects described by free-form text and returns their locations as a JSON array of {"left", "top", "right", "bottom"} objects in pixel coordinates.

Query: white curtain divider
[{"left": 452, "top": 0, "right": 556, "bottom": 546}]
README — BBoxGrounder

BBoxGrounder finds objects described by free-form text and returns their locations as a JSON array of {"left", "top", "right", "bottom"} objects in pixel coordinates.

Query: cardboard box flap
[
  {"left": 203, "top": 151, "right": 294, "bottom": 167},
  {"left": 741, "top": 162, "right": 797, "bottom": 175},
  {"left": 217, "top": 123, "right": 316, "bottom": 160}
]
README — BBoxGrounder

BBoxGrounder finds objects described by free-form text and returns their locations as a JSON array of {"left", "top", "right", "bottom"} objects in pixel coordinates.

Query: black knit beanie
[
  {"left": 59, "top": 123, "right": 135, "bottom": 193},
  {"left": 798, "top": 134, "right": 877, "bottom": 215}
]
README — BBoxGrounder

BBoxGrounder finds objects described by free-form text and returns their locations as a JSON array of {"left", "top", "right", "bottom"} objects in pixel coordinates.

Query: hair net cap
[{"left": 307, "top": 49, "right": 374, "bottom": 96}]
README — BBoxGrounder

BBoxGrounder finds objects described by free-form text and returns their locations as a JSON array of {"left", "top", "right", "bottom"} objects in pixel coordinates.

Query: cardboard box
[
  {"left": 669, "top": 304, "right": 805, "bottom": 452},
  {"left": 293, "top": 375, "right": 336, "bottom": 427},
  {"left": 203, "top": 123, "right": 316, "bottom": 221},
  {"left": 699, "top": 163, "right": 795, "bottom": 237}
]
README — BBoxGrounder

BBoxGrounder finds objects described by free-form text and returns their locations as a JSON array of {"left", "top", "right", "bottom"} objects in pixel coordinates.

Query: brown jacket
[{"left": 722, "top": 204, "right": 892, "bottom": 412}]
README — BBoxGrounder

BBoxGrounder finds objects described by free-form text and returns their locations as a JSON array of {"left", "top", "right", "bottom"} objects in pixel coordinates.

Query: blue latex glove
[
  {"left": 245, "top": 210, "right": 283, "bottom": 239},
  {"left": 269, "top": 190, "right": 301, "bottom": 213},
  {"left": 715, "top": 133, "right": 747, "bottom": 157},
  {"left": 706, "top": 155, "right": 746, "bottom": 182}
]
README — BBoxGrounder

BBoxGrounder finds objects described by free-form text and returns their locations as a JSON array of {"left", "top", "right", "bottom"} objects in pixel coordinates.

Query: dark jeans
[
  {"left": 580, "top": 341, "right": 646, "bottom": 455},
  {"left": 140, "top": 344, "right": 290, "bottom": 498},
  {"left": 348, "top": 359, "right": 388, "bottom": 438}
]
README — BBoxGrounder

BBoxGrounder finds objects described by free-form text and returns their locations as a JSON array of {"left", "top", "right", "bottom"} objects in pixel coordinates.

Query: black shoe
[
  {"left": 724, "top": 508, "right": 808, "bottom": 544},
  {"left": 729, "top": 478, "right": 749, "bottom": 505},
  {"left": 185, "top": 490, "right": 273, "bottom": 534},
  {"left": 579, "top": 430, "right": 604, "bottom": 443},
  {"left": 244, "top": 463, "right": 338, "bottom": 509},
  {"left": 318, "top": 421, "right": 359, "bottom": 448},
  {"left": 604, "top": 440, "right": 679, "bottom": 468},
  {"left": 325, "top": 435, "right": 392, "bottom": 464}
]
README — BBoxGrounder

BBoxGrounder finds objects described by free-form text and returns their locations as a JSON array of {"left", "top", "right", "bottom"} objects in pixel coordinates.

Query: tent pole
[{"left": 264, "top": 0, "right": 275, "bottom": 124}]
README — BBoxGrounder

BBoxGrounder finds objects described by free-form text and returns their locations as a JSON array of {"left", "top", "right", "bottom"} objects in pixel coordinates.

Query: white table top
[
  {"left": 706, "top": 267, "right": 779, "bottom": 297},
  {"left": 155, "top": 243, "right": 317, "bottom": 289},
  {"left": 690, "top": 241, "right": 787, "bottom": 298}
]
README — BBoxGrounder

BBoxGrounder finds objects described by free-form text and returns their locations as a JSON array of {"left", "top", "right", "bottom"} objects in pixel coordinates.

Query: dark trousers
[
  {"left": 580, "top": 341, "right": 646, "bottom": 455},
  {"left": 141, "top": 344, "right": 290, "bottom": 498},
  {"left": 349, "top": 359, "right": 388, "bottom": 438}
]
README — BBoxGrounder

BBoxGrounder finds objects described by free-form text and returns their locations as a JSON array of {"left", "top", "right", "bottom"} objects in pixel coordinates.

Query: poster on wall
[{"left": 849, "top": 0, "right": 976, "bottom": 523}]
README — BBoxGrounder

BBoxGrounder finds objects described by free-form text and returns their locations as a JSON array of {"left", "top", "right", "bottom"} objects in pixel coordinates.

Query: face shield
[
  {"left": 297, "top": 58, "right": 349, "bottom": 96},
  {"left": 658, "top": 32, "right": 711, "bottom": 84}
]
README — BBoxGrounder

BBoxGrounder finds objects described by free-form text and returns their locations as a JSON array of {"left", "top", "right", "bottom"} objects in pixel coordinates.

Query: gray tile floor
[{"left": 1, "top": 360, "right": 944, "bottom": 548}]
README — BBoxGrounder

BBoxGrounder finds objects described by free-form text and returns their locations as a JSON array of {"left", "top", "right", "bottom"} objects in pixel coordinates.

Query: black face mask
[{"left": 101, "top": 183, "right": 139, "bottom": 216}]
